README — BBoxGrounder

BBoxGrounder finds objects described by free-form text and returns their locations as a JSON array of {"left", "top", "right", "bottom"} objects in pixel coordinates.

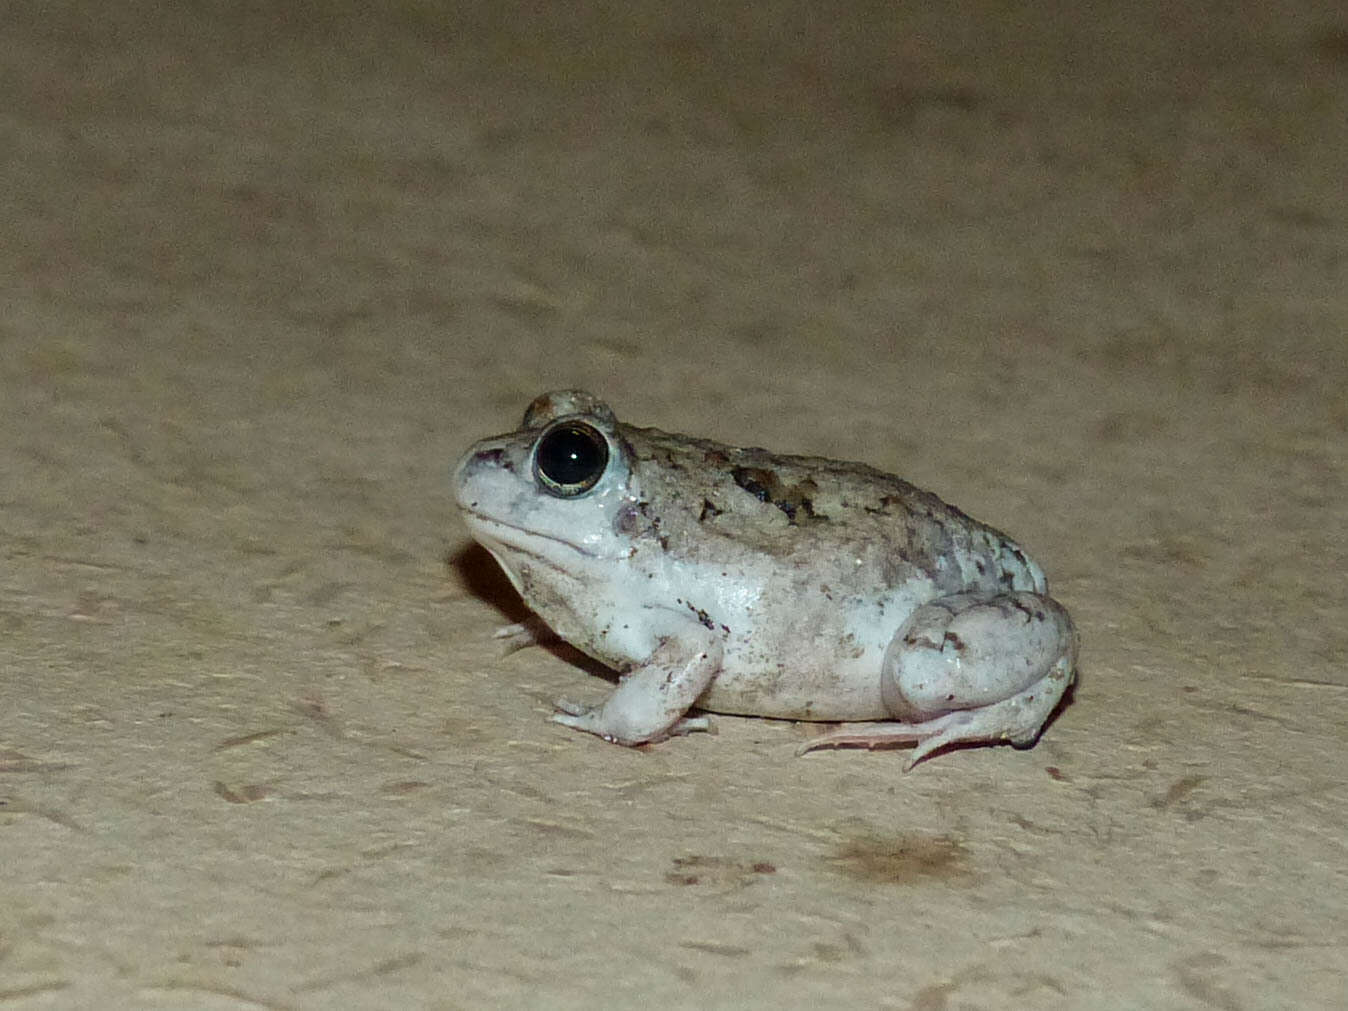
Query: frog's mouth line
[{"left": 460, "top": 509, "right": 596, "bottom": 562}]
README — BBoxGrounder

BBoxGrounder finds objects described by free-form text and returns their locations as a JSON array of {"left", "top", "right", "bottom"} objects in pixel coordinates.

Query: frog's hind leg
[
  {"left": 799, "top": 590, "right": 1077, "bottom": 770},
  {"left": 797, "top": 681, "right": 1067, "bottom": 771}
]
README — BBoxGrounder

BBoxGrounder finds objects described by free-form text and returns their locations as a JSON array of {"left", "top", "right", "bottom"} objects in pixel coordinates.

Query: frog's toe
[
  {"left": 551, "top": 705, "right": 614, "bottom": 740},
  {"left": 795, "top": 715, "right": 974, "bottom": 770},
  {"left": 552, "top": 702, "right": 712, "bottom": 743},
  {"left": 552, "top": 697, "right": 594, "bottom": 719},
  {"left": 494, "top": 617, "right": 557, "bottom": 654},
  {"left": 669, "top": 714, "right": 714, "bottom": 736},
  {"left": 550, "top": 698, "right": 651, "bottom": 744},
  {"left": 795, "top": 719, "right": 942, "bottom": 758}
]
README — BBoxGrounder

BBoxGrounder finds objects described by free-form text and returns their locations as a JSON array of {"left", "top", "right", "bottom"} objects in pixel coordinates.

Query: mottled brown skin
[{"left": 617, "top": 423, "right": 1044, "bottom": 598}]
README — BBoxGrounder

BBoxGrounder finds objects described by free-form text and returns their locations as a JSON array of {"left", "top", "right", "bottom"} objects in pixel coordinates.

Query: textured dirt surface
[{"left": 2, "top": 2, "right": 1346, "bottom": 1008}]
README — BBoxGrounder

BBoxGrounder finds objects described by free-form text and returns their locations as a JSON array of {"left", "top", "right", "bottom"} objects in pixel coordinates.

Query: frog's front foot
[
  {"left": 801, "top": 590, "right": 1077, "bottom": 769},
  {"left": 553, "top": 698, "right": 712, "bottom": 744},
  {"left": 549, "top": 628, "right": 722, "bottom": 747}
]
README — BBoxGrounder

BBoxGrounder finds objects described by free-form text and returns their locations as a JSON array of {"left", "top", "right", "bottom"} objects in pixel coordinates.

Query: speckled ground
[{"left": 2, "top": 2, "right": 1346, "bottom": 1008}]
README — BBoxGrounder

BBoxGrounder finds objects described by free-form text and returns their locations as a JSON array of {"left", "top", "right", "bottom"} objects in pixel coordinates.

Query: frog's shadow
[{"left": 448, "top": 543, "right": 619, "bottom": 685}]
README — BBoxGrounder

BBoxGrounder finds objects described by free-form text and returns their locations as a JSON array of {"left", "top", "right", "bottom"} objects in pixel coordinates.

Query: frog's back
[{"left": 622, "top": 424, "right": 1045, "bottom": 598}]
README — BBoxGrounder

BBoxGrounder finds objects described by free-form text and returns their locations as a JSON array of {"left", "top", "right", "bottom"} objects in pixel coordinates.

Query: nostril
[
  {"left": 465, "top": 447, "right": 513, "bottom": 473},
  {"left": 452, "top": 444, "right": 510, "bottom": 491}
]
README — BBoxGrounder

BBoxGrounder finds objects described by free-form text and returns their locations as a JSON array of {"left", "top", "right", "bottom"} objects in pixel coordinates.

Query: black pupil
[{"left": 536, "top": 424, "right": 608, "bottom": 494}]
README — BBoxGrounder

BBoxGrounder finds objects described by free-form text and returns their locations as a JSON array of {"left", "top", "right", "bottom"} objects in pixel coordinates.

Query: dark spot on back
[
  {"left": 731, "top": 466, "right": 828, "bottom": 525},
  {"left": 732, "top": 466, "right": 776, "bottom": 504}
]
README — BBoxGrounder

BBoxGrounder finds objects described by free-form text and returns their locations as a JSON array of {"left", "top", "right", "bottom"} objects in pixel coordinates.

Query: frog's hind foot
[
  {"left": 796, "top": 714, "right": 965, "bottom": 771},
  {"left": 796, "top": 684, "right": 1061, "bottom": 771}
]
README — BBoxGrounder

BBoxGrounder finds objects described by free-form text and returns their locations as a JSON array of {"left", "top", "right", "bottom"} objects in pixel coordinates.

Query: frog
[{"left": 452, "top": 389, "right": 1078, "bottom": 769}]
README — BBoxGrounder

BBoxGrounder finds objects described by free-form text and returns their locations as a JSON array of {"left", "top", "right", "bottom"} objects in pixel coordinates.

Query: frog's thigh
[{"left": 882, "top": 590, "right": 1076, "bottom": 729}]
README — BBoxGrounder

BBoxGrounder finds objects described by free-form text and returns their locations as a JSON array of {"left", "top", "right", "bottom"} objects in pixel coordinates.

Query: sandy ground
[{"left": 2, "top": 2, "right": 1346, "bottom": 1008}]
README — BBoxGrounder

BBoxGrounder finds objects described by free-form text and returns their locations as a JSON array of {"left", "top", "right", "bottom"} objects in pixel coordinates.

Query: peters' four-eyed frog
[{"left": 453, "top": 390, "right": 1077, "bottom": 768}]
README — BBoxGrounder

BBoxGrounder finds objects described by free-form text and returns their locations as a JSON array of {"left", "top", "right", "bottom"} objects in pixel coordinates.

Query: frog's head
[{"left": 452, "top": 390, "right": 657, "bottom": 603}]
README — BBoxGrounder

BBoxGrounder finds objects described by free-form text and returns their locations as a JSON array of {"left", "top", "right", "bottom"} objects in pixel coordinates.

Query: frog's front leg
[
  {"left": 801, "top": 591, "right": 1077, "bottom": 769},
  {"left": 552, "top": 624, "right": 722, "bottom": 746}
]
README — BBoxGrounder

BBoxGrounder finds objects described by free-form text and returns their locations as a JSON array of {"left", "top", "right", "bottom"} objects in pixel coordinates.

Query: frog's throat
[{"left": 461, "top": 511, "right": 597, "bottom": 567}]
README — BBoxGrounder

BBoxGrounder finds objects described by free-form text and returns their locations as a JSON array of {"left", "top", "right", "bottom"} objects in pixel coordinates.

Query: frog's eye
[{"left": 533, "top": 422, "right": 610, "bottom": 497}]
